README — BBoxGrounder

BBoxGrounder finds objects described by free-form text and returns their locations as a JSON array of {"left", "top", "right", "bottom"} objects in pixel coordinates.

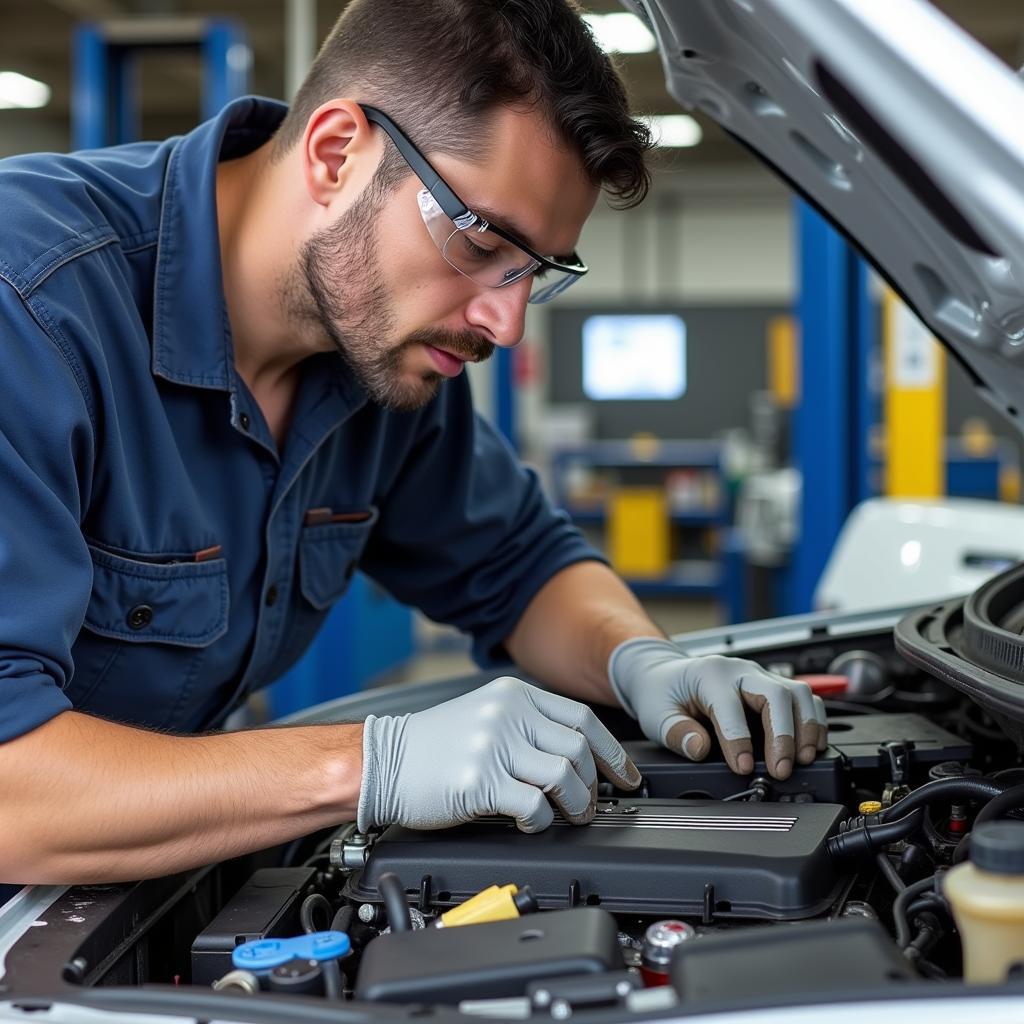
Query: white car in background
[{"left": 817, "top": 497, "right": 1024, "bottom": 612}]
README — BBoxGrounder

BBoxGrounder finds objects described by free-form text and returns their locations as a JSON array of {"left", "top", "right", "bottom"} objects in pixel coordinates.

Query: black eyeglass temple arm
[{"left": 360, "top": 104, "right": 470, "bottom": 223}]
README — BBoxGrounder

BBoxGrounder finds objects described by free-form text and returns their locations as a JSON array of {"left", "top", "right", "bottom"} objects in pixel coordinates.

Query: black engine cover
[{"left": 348, "top": 799, "right": 847, "bottom": 922}]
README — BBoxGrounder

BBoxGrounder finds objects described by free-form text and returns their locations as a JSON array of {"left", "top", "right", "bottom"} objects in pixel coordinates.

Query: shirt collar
[{"left": 151, "top": 96, "right": 287, "bottom": 390}]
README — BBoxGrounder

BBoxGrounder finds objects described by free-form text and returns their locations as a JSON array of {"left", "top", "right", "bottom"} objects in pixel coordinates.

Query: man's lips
[{"left": 424, "top": 344, "right": 470, "bottom": 377}]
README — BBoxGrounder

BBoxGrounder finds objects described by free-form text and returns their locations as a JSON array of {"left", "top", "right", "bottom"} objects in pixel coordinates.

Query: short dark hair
[{"left": 273, "top": 0, "right": 652, "bottom": 209}]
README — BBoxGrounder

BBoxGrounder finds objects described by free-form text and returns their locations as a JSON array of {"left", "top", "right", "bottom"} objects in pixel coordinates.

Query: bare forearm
[
  {"left": 505, "top": 561, "right": 664, "bottom": 705},
  {"left": 0, "top": 711, "right": 363, "bottom": 884}
]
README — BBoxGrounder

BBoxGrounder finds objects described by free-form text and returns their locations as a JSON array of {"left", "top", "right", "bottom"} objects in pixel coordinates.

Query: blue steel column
[
  {"left": 75, "top": 20, "right": 250, "bottom": 150},
  {"left": 851, "top": 257, "right": 879, "bottom": 503},
  {"left": 788, "top": 200, "right": 874, "bottom": 613},
  {"left": 113, "top": 52, "right": 139, "bottom": 146},
  {"left": 202, "top": 20, "right": 251, "bottom": 121},
  {"left": 495, "top": 347, "right": 516, "bottom": 449},
  {"left": 72, "top": 25, "right": 109, "bottom": 150}
]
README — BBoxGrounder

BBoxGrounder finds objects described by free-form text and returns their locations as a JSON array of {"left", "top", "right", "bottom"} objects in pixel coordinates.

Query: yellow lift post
[{"left": 883, "top": 290, "right": 945, "bottom": 498}]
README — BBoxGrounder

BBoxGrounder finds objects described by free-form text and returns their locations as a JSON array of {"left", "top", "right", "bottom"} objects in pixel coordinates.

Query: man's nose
[{"left": 464, "top": 277, "right": 531, "bottom": 349}]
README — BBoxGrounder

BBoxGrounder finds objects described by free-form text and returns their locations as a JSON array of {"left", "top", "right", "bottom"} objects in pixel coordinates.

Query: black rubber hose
[
  {"left": 906, "top": 895, "right": 948, "bottom": 919},
  {"left": 952, "top": 781, "right": 1024, "bottom": 864},
  {"left": 880, "top": 777, "right": 1007, "bottom": 823},
  {"left": 893, "top": 876, "right": 938, "bottom": 949},
  {"left": 972, "top": 781, "right": 1024, "bottom": 828},
  {"left": 952, "top": 835, "right": 970, "bottom": 865},
  {"left": 921, "top": 808, "right": 953, "bottom": 854},
  {"left": 377, "top": 872, "right": 412, "bottom": 933},
  {"left": 300, "top": 893, "right": 333, "bottom": 935},
  {"left": 330, "top": 904, "right": 355, "bottom": 935},
  {"left": 321, "top": 957, "right": 343, "bottom": 1000},
  {"left": 904, "top": 912, "right": 943, "bottom": 965},
  {"left": 828, "top": 809, "right": 924, "bottom": 861},
  {"left": 876, "top": 853, "right": 906, "bottom": 893}
]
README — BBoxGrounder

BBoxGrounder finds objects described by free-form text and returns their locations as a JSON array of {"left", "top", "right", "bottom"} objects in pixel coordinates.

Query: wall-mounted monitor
[
  {"left": 582, "top": 314, "right": 687, "bottom": 400},
  {"left": 549, "top": 304, "right": 783, "bottom": 440}
]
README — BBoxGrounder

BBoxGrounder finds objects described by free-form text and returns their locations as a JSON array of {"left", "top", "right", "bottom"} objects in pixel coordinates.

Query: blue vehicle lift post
[
  {"left": 72, "top": 19, "right": 250, "bottom": 151},
  {"left": 787, "top": 200, "right": 877, "bottom": 614}
]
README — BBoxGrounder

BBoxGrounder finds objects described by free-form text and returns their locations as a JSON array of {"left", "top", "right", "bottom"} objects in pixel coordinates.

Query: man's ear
[{"left": 300, "top": 100, "right": 375, "bottom": 207}]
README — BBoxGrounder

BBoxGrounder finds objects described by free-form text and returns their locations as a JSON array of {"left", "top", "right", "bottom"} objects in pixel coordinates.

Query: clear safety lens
[{"left": 417, "top": 189, "right": 579, "bottom": 304}]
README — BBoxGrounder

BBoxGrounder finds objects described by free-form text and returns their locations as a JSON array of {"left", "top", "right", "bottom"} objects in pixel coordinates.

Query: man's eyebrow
[
  {"left": 470, "top": 203, "right": 576, "bottom": 262},
  {"left": 470, "top": 204, "right": 541, "bottom": 250}
]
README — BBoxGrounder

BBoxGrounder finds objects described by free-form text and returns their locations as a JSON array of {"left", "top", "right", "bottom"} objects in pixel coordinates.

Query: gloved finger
[
  {"left": 512, "top": 745, "right": 595, "bottom": 825},
  {"left": 739, "top": 676, "right": 795, "bottom": 780},
  {"left": 813, "top": 696, "right": 828, "bottom": 750},
  {"left": 530, "top": 717, "right": 598, "bottom": 790},
  {"left": 530, "top": 689, "right": 641, "bottom": 791},
  {"left": 696, "top": 687, "right": 754, "bottom": 775},
  {"left": 659, "top": 712, "right": 712, "bottom": 762},
  {"left": 786, "top": 680, "right": 821, "bottom": 764},
  {"left": 496, "top": 778, "right": 555, "bottom": 833}
]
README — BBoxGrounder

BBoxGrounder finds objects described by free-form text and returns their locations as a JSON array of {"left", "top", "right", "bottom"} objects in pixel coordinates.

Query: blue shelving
[
  {"left": 564, "top": 507, "right": 722, "bottom": 527},
  {"left": 626, "top": 561, "right": 724, "bottom": 597},
  {"left": 549, "top": 440, "right": 737, "bottom": 611}
]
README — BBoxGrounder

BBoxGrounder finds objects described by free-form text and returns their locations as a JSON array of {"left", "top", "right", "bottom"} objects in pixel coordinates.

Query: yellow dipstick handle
[{"left": 437, "top": 884, "right": 537, "bottom": 928}]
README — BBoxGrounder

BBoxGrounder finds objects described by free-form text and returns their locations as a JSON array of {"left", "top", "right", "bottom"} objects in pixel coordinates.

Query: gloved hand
[
  {"left": 609, "top": 638, "right": 828, "bottom": 780},
  {"left": 358, "top": 676, "right": 641, "bottom": 833}
]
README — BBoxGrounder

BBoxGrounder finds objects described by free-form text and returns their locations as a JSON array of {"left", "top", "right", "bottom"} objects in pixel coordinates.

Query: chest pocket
[
  {"left": 298, "top": 507, "right": 379, "bottom": 610},
  {"left": 67, "top": 544, "right": 230, "bottom": 730},
  {"left": 84, "top": 545, "right": 229, "bottom": 645}
]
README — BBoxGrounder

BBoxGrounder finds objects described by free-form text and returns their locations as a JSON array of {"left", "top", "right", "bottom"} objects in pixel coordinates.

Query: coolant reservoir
[{"left": 944, "top": 822, "right": 1024, "bottom": 983}]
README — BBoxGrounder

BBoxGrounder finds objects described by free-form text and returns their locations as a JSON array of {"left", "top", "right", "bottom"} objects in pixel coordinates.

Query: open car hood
[{"left": 629, "top": 0, "right": 1024, "bottom": 428}]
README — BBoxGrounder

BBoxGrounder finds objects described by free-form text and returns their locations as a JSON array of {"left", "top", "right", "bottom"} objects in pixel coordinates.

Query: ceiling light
[
  {"left": 0, "top": 71, "right": 51, "bottom": 110},
  {"left": 643, "top": 114, "right": 703, "bottom": 148},
  {"left": 581, "top": 12, "right": 657, "bottom": 54}
]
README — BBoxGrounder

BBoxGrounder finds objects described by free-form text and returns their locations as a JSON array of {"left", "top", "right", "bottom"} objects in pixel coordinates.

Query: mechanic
[{"left": 0, "top": 0, "right": 826, "bottom": 889}]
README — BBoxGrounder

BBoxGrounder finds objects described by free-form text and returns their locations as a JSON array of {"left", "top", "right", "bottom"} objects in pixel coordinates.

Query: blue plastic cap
[{"left": 232, "top": 931, "right": 351, "bottom": 972}]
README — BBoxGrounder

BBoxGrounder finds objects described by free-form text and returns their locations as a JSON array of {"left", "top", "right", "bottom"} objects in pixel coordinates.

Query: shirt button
[
  {"left": 265, "top": 584, "right": 279, "bottom": 607},
  {"left": 239, "top": 413, "right": 251, "bottom": 431},
  {"left": 127, "top": 605, "right": 153, "bottom": 630}
]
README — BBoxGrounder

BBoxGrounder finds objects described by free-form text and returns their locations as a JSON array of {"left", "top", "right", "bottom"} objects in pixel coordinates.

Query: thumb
[{"left": 660, "top": 713, "right": 712, "bottom": 761}]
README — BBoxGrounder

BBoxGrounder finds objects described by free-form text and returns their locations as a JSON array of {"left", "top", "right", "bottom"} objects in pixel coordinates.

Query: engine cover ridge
[{"left": 347, "top": 799, "right": 847, "bottom": 922}]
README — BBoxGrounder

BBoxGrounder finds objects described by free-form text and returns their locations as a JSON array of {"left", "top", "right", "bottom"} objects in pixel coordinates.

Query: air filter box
[
  {"left": 355, "top": 907, "right": 621, "bottom": 1004},
  {"left": 191, "top": 867, "right": 316, "bottom": 986},
  {"left": 671, "top": 917, "right": 916, "bottom": 1008},
  {"left": 347, "top": 799, "right": 846, "bottom": 922}
]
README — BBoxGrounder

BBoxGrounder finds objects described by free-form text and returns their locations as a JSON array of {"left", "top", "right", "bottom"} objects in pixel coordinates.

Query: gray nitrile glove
[
  {"left": 358, "top": 676, "right": 642, "bottom": 833},
  {"left": 608, "top": 638, "right": 828, "bottom": 780}
]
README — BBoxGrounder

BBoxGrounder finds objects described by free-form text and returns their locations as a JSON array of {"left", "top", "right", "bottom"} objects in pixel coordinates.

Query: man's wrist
[
  {"left": 353, "top": 713, "right": 410, "bottom": 832},
  {"left": 304, "top": 721, "right": 365, "bottom": 822},
  {"left": 356, "top": 716, "right": 379, "bottom": 832},
  {"left": 607, "top": 636, "right": 684, "bottom": 716}
]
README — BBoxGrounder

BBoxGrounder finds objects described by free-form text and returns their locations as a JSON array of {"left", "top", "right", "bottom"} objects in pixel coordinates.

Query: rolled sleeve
[
  {"left": 0, "top": 284, "right": 94, "bottom": 742},
  {"left": 362, "top": 379, "right": 606, "bottom": 665}
]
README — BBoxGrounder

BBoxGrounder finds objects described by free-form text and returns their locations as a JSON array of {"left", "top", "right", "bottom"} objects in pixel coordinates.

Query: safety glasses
[{"left": 361, "top": 105, "right": 589, "bottom": 304}]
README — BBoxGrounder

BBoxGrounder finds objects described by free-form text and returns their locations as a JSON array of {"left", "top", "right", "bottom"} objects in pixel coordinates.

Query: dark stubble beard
[{"left": 288, "top": 178, "right": 495, "bottom": 413}]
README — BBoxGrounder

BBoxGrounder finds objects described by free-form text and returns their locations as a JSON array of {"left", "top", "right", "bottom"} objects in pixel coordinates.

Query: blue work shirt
[{"left": 0, "top": 96, "right": 601, "bottom": 744}]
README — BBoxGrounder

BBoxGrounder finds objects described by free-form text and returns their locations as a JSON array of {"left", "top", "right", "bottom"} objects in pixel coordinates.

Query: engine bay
[{"left": 4, "top": 605, "right": 1024, "bottom": 1020}]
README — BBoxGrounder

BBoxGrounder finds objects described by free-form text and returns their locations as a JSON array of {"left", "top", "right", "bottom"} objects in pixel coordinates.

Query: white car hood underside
[{"left": 630, "top": 0, "right": 1024, "bottom": 430}]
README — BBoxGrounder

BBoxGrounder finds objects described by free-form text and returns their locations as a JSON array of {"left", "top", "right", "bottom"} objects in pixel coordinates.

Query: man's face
[{"left": 291, "top": 105, "right": 598, "bottom": 412}]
